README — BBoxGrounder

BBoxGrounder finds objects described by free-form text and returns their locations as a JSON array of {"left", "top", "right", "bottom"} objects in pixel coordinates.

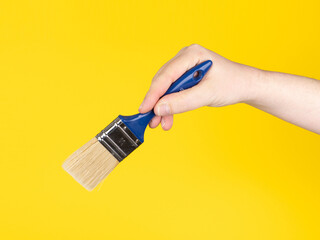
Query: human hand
[{"left": 138, "top": 44, "right": 261, "bottom": 130}]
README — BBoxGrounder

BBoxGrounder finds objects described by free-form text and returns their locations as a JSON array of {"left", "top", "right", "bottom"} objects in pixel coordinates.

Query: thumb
[{"left": 154, "top": 84, "right": 209, "bottom": 116}]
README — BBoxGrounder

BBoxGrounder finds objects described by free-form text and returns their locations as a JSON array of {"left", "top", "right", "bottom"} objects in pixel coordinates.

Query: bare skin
[{"left": 139, "top": 44, "right": 320, "bottom": 134}]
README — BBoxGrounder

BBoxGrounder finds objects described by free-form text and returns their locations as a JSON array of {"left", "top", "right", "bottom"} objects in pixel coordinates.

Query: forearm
[{"left": 246, "top": 70, "right": 320, "bottom": 134}]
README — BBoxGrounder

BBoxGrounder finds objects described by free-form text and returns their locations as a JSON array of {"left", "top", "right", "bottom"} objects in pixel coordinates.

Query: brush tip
[{"left": 62, "top": 138, "right": 119, "bottom": 191}]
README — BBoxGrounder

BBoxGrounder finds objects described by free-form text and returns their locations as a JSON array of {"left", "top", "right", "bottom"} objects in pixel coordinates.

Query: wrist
[{"left": 242, "top": 66, "right": 269, "bottom": 106}]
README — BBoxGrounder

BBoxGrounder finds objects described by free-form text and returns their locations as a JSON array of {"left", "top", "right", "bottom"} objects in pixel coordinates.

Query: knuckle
[
  {"left": 151, "top": 72, "right": 163, "bottom": 83},
  {"left": 152, "top": 74, "right": 164, "bottom": 84},
  {"left": 179, "top": 46, "right": 189, "bottom": 53},
  {"left": 188, "top": 44, "right": 202, "bottom": 51}
]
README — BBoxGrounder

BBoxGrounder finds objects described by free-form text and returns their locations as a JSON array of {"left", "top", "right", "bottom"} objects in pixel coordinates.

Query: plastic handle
[
  {"left": 164, "top": 60, "right": 212, "bottom": 95},
  {"left": 119, "top": 60, "right": 213, "bottom": 142}
]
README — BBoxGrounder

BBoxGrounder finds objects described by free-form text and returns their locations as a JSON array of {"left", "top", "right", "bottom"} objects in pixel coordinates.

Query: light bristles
[{"left": 62, "top": 138, "right": 119, "bottom": 191}]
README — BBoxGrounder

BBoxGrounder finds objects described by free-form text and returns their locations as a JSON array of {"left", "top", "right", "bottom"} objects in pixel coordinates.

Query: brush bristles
[{"left": 62, "top": 138, "right": 119, "bottom": 191}]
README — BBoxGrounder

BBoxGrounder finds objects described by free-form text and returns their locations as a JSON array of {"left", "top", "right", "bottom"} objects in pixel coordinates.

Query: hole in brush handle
[{"left": 193, "top": 70, "right": 203, "bottom": 82}]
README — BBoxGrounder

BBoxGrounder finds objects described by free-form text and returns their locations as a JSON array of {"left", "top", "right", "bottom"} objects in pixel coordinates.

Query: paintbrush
[{"left": 63, "top": 60, "right": 212, "bottom": 190}]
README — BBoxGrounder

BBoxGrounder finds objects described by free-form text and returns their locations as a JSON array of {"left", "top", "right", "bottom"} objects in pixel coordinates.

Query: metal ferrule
[{"left": 96, "top": 117, "right": 142, "bottom": 162}]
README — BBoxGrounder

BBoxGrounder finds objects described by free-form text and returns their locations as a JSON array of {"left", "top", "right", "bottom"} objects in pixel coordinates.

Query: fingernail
[
  {"left": 161, "top": 118, "right": 166, "bottom": 128},
  {"left": 157, "top": 103, "right": 170, "bottom": 116},
  {"left": 139, "top": 99, "right": 145, "bottom": 112}
]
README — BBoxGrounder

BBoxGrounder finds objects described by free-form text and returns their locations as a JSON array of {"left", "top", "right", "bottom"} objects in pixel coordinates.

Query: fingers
[
  {"left": 154, "top": 83, "right": 209, "bottom": 116},
  {"left": 148, "top": 115, "right": 174, "bottom": 130},
  {"left": 161, "top": 115, "right": 173, "bottom": 130},
  {"left": 139, "top": 45, "right": 205, "bottom": 114},
  {"left": 149, "top": 116, "right": 161, "bottom": 128},
  {"left": 140, "top": 44, "right": 212, "bottom": 131}
]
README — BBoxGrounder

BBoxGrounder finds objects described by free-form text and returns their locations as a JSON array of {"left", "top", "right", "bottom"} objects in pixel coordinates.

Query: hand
[{"left": 138, "top": 44, "right": 261, "bottom": 130}]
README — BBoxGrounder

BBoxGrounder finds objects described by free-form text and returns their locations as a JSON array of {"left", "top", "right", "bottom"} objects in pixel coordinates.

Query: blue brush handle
[{"left": 119, "top": 60, "right": 212, "bottom": 142}]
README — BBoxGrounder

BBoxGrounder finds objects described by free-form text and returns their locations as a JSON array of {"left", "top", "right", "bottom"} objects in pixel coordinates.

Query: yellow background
[{"left": 0, "top": 0, "right": 319, "bottom": 239}]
